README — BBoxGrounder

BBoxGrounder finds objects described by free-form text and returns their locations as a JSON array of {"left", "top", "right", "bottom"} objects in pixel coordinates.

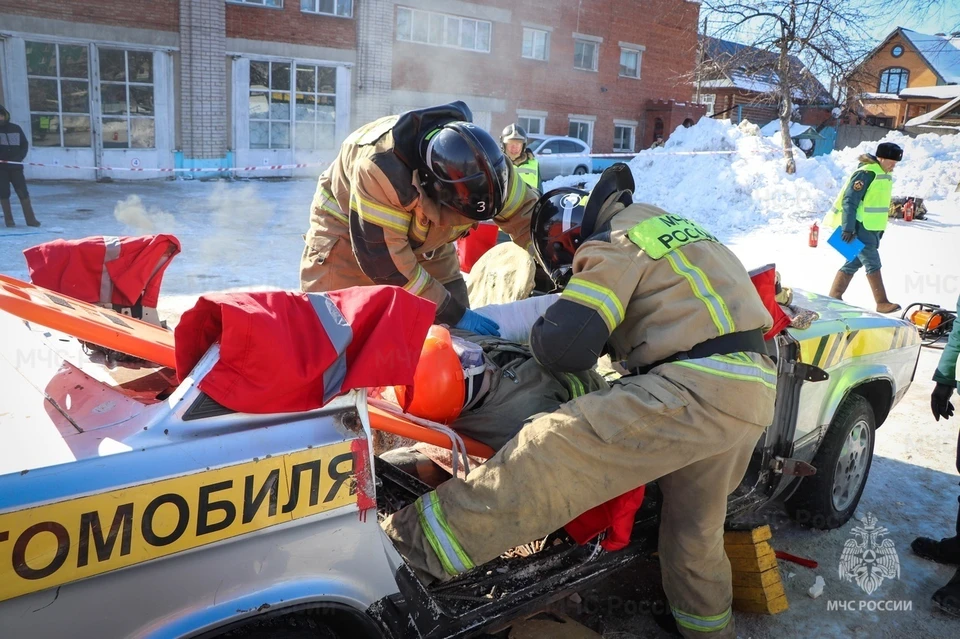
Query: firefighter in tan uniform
[
  {"left": 300, "top": 102, "right": 538, "bottom": 335},
  {"left": 383, "top": 164, "right": 778, "bottom": 638}
]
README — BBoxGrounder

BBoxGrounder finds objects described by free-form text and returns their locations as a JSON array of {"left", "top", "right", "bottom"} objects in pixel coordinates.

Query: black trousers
[{"left": 0, "top": 168, "right": 29, "bottom": 200}]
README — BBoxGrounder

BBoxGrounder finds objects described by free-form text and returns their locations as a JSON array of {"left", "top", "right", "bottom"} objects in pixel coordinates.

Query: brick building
[{"left": 0, "top": 0, "right": 703, "bottom": 180}]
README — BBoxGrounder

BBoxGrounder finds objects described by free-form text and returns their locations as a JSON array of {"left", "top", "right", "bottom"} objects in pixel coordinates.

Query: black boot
[
  {"left": 933, "top": 568, "right": 960, "bottom": 616},
  {"left": 21, "top": 198, "right": 40, "bottom": 227},
  {"left": 912, "top": 536, "right": 960, "bottom": 565},
  {"left": 1, "top": 199, "right": 13, "bottom": 227}
]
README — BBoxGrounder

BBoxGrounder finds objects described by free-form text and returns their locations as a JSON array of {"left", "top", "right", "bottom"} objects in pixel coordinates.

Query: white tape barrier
[
  {"left": 0, "top": 145, "right": 784, "bottom": 174},
  {"left": 0, "top": 159, "right": 328, "bottom": 173}
]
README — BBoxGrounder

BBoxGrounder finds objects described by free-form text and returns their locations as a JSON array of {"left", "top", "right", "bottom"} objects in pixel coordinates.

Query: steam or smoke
[
  {"left": 113, "top": 194, "right": 178, "bottom": 233},
  {"left": 199, "top": 183, "right": 275, "bottom": 262}
]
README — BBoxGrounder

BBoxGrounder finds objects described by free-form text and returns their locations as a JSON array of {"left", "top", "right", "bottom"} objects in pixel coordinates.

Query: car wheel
[
  {"left": 785, "top": 394, "right": 875, "bottom": 530},
  {"left": 221, "top": 616, "right": 339, "bottom": 639},
  {"left": 574, "top": 165, "right": 588, "bottom": 175}
]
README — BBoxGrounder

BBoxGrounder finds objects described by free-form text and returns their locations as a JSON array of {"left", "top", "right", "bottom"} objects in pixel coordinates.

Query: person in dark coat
[{"left": 0, "top": 104, "right": 40, "bottom": 227}]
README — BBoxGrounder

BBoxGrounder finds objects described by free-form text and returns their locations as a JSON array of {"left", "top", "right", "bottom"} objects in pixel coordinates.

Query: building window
[
  {"left": 619, "top": 48, "right": 641, "bottom": 78},
  {"left": 574, "top": 39, "right": 598, "bottom": 71},
  {"left": 568, "top": 119, "right": 593, "bottom": 147},
  {"left": 99, "top": 48, "right": 155, "bottom": 149},
  {"left": 294, "top": 64, "right": 337, "bottom": 150},
  {"left": 700, "top": 93, "right": 716, "bottom": 117},
  {"left": 250, "top": 60, "right": 337, "bottom": 151},
  {"left": 517, "top": 114, "right": 545, "bottom": 135},
  {"left": 250, "top": 61, "right": 291, "bottom": 149},
  {"left": 878, "top": 68, "right": 909, "bottom": 94},
  {"left": 228, "top": 0, "right": 283, "bottom": 7},
  {"left": 396, "top": 7, "right": 491, "bottom": 53},
  {"left": 26, "top": 41, "right": 92, "bottom": 148},
  {"left": 613, "top": 124, "right": 635, "bottom": 152},
  {"left": 522, "top": 28, "right": 548, "bottom": 61},
  {"left": 300, "top": 0, "right": 352, "bottom": 17}
]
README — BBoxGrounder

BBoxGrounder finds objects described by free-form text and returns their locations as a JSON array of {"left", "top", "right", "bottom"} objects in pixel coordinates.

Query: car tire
[
  {"left": 574, "top": 165, "right": 588, "bottom": 175},
  {"left": 784, "top": 394, "right": 876, "bottom": 530},
  {"left": 221, "top": 616, "right": 339, "bottom": 639}
]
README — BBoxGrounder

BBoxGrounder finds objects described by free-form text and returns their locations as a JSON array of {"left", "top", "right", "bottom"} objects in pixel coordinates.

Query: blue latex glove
[{"left": 455, "top": 309, "right": 501, "bottom": 336}]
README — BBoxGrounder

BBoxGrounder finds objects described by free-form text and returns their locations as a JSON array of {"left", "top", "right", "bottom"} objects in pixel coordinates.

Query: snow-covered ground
[{"left": 1, "top": 119, "right": 959, "bottom": 636}]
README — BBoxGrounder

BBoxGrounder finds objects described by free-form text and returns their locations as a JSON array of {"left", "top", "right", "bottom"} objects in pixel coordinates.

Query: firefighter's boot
[{"left": 933, "top": 568, "right": 960, "bottom": 616}]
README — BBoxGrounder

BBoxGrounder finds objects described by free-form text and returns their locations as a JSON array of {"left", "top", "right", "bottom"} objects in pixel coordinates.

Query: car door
[
  {"left": 559, "top": 140, "right": 586, "bottom": 174},
  {"left": 536, "top": 140, "right": 563, "bottom": 180}
]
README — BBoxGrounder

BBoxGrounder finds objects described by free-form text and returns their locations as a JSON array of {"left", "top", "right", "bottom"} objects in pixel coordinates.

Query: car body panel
[
  {"left": 0, "top": 312, "right": 399, "bottom": 638},
  {"left": 787, "top": 289, "right": 920, "bottom": 456},
  {"left": 527, "top": 135, "right": 593, "bottom": 180}
]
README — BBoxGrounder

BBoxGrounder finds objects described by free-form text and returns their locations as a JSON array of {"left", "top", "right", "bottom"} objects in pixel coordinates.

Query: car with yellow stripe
[
  {"left": 0, "top": 284, "right": 919, "bottom": 638},
  {"left": 776, "top": 289, "right": 921, "bottom": 529}
]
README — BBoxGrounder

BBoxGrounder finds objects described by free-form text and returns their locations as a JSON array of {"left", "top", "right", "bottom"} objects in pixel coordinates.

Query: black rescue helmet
[
  {"left": 531, "top": 187, "right": 590, "bottom": 286},
  {"left": 530, "top": 163, "right": 635, "bottom": 286},
  {"left": 420, "top": 122, "right": 509, "bottom": 221}
]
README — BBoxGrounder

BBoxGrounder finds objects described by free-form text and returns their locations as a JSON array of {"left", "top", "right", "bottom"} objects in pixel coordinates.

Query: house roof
[
  {"left": 899, "top": 85, "right": 960, "bottom": 99},
  {"left": 700, "top": 36, "right": 833, "bottom": 103},
  {"left": 900, "top": 29, "right": 960, "bottom": 84},
  {"left": 904, "top": 95, "right": 960, "bottom": 127},
  {"left": 759, "top": 121, "right": 824, "bottom": 139}
]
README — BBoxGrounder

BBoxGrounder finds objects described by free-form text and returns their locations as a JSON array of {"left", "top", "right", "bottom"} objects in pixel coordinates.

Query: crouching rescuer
[
  {"left": 382, "top": 164, "right": 778, "bottom": 638},
  {"left": 299, "top": 102, "right": 539, "bottom": 336}
]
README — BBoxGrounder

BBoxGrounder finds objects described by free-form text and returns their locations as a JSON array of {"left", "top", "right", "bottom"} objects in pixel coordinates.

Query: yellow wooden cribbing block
[
  {"left": 731, "top": 567, "right": 783, "bottom": 589},
  {"left": 733, "top": 593, "right": 789, "bottom": 615},
  {"left": 725, "top": 526, "right": 788, "bottom": 615},
  {"left": 724, "top": 525, "right": 773, "bottom": 546},
  {"left": 725, "top": 540, "right": 775, "bottom": 559},
  {"left": 728, "top": 551, "right": 779, "bottom": 574}
]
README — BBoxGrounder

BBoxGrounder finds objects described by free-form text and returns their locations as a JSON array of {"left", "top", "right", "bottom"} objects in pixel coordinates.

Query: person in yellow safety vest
[
  {"left": 382, "top": 163, "right": 777, "bottom": 639},
  {"left": 823, "top": 142, "right": 903, "bottom": 313},
  {"left": 501, "top": 124, "right": 541, "bottom": 192}
]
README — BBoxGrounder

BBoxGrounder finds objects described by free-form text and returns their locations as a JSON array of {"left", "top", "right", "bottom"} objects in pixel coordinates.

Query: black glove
[
  {"left": 841, "top": 230, "right": 856, "bottom": 243},
  {"left": 931, "top": 382, "right": 956, "bottom": 422}
]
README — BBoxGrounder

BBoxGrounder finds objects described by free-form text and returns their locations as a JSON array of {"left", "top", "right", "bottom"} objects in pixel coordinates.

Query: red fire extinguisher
[
  {"left": 809, "top": 221, "right": 819, "bottom": 248},
  {"left": 903, "top": 198, "right": 915, "bottom": 222}
]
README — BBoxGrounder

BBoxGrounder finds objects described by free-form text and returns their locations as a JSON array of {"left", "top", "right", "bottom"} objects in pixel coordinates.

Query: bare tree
[{"left": 702, "top": 0, "right": 879, "bottom": 173}]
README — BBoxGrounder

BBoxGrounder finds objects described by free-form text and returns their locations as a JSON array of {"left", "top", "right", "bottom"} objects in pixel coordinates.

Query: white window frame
[
  {"left": 517, "top": 113, "right": 545, "bottom": 136},
  {"left": 249, "top": 59, "right": 339, "bottom": 151},
  {"left": 613, "top": 120, "right": 636, "bottom": 152},
  {"left": 227, "top": 0, "right": 283, "bottom": 8},
  {"left": 700, "top": 93, "right": 716, "bottom": 117},
  {"left": 568, "top": 116, "right": 595, "bottom": 148},
  {"left": 99, "top": 47, "right": 157, "bottom": 150},
  {"left": 300, "top": 0, "right": 353, "bottom": 18},
  {"left": 396, "top": 6, "right": 492, "bottom": 53},
  {"left": 522, "top": 27, "right": 549, "bottom": 61},
  {"left": 25, "top": 41, "right": 93, "bottom": 149},
  {"left": 573, "top": 39, "right": 599, "bottom": 72},
  {"left": 619, "top": 49, "right": 640, "bottom": 79}
]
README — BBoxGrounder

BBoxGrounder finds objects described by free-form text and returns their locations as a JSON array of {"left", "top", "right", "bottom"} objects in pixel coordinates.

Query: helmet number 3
[{"left": 477, "top": 201, "right": 486, "bottom": 214}]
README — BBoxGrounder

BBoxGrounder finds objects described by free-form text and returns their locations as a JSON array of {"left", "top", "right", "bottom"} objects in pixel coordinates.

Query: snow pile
[
  {"left": 545, "top": 118, "right": 960, "bottom": 241},
  {"left": 546, "top": 118, "right": 838, "bottom": 240}
]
